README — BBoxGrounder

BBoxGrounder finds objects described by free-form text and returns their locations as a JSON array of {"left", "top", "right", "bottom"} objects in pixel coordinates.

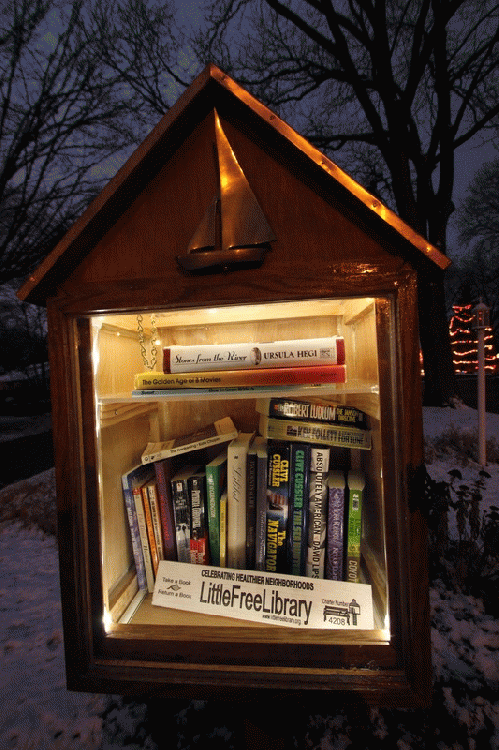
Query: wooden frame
[{"left": 20, "top": 65, "right": 443, "bottom": 706}]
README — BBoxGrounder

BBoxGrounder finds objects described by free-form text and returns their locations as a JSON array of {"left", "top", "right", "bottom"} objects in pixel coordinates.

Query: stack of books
[
  {"left": 121, "top": 395, "right": 370, "bottom": 592},
  {"left": 133, "top": 335, "right": 346, "bottom": 392}
]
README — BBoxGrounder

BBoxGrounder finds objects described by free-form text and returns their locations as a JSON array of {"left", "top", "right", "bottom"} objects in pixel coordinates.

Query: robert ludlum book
[
  {"left": 171, "top": 466, "right": 199, "bottom": 564},
  {"left": 256, "top": 398, "right": 367, "bottom": 429},
  {"left": 163, "top": 336, "right": 345, "bottom": 373},
  {"left": 306, "top": 448, "right": 330, "bottom": 579}
]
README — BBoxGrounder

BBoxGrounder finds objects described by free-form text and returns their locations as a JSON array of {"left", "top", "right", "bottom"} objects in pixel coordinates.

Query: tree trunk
[{"left": 418, "top": 267, "right": 456, "bottom": 405}]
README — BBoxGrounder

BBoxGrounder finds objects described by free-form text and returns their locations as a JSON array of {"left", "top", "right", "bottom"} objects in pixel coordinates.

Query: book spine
[
  {"left": 135, "top": 364, "right": 346, "bottom": 392},
  {"left": 132, "top": 486, "right": 155, "bottom": 591},
  {"left": 163, "top": 336, "right": 345, "bottom": 373},
  {"left": 171, "top": 477, "right": 191, "bottom": 564},
  {"left": 154, "top": 460, "right": 177, "bottom": 561},
  {"left": 254, "top": 439, "right": 268, "bottom": 571},
  {"left": 227, "top": 434, "right": 254, "bottom": 569},
  {"left": 205, "top": 456, "right": 227, "bottom": 568},
  {"left": 346, "top": 471, "right": 365, "bottom": 584},
  {"left": 147, "top": 483, "right": 164, "bottom": 562},
  {"left": 265, "top": 441, "right": 292, "bottom": 573},
  {"left": 259, "top": 414, "right": 370, "bottom": 450},
  {"left": 141, "top": 417, "right": 237, "bottom": 463},
  {"left": 306, "top": 448, "right": 330, "bottom": 579},
  {"left": 325, "top": 472, "right": 346, "bottom": 581},
  {"left": 219, "top": 491, "right": 227, "bottom": 567},
  {"left": 189, "top": 474, "right": 209, "bottom": 565},
  {"left": 141, "top": 484, "right": 160, "bottom": 576},
  {"left": 245, "top": 443, "right": 258, "bottom": 570},
  {"left": 256, "top": 398, "right": 367, "bottom": 428},
  {"left": 288, "top": 443, "right": 311, "bottom": 576},
  {"left": 121, "top": 482, "right": 147, "bottom": 590}
]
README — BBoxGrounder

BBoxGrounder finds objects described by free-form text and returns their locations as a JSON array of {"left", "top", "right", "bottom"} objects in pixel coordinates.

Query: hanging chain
[{"left": 137, "top": 313, "right": 158, "bottom": 371}]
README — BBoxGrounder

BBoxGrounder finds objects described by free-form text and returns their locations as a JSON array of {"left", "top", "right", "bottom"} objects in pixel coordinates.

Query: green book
[
  {"left": 346, "top": 470, "right": 365, "bottom": 584},
  {"left": 205, "top": 450, "right": 228, "bottom": 567}
]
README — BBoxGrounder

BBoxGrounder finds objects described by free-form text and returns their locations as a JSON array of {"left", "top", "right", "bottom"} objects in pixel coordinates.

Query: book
[
  {"left": 205, "top": 450, "right": 228, "bottom": 567},
  {"left": 132, "top": 474, "right": 156, "bottom": 591},
  {"left": 256, "top": 397, "right": 367, "bottom": 429},
  {"left": 141, "top": 480, "right": 160, "bottom": 576},
  {"left": 306, "top": 448, "right": 330, "bottom": 579},
  {"left": 153, "top": 459, "right": 177, "bottom": 561},
  {"left": 121, "top": 464, "right": 155, "bottom": 591},
  {"left": 325, "top": 471, "right": 346, "bottom": 581},
  {"left": 146, "top": 482, "right": 165, "bottom": 563},
  {"left": 163, "top": 336, "right": 345, "bottom": 373},
  {"left": 219, "top": 491, "right": 228, "bottom": 567},
  {"left": 245, "top": 438, "right": 259, "bottom": 570},
  {"left": 134, "top": 364, "right": 346, "bottom": 392},
  {"left": 141, "top": 417, "right": 237, "bottom": 463},
  {"left": 189, "top": 472, "right": 209, "bottom": 565},
  {"left": 288, "top": 443, "right": 311, "bottom": 576},
  {"left": 265, "top": 440, "right": 292, "bottom": 573},
  {"left": 171, "top": 465, "right": 199, "bottom": 564},
  {"left": 258, "top": 414, "right": 371, "bottom": 450},
  {"left": 254, "top": 438, "right": 268, "bottom": 571},
  {"left": 227, "top": 432, "right": 255, "bottom": 569},
  {"left": 346, "top": 470, "right": 365, "bottom": 584}
]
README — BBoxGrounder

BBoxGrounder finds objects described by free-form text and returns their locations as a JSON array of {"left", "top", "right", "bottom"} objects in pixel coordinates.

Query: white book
[
  {"left": 227, "top": 432, "right": 255, "bottom": 569},
  {"left": 163, "top": 336, "right": 345, "bottom": 373}
]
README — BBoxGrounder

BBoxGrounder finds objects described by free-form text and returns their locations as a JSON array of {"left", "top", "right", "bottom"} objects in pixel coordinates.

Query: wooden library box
[{"left": 18, "top": 65, "right": 449, "bottom": 707}]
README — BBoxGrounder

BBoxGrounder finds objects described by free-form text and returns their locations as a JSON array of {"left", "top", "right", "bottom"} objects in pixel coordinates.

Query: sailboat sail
[{"left": 177, "top": 111, "right": 275, "bottom": 271}]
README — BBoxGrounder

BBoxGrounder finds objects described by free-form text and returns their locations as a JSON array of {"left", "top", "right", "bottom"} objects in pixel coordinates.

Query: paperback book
[
  {"left": 205, "top": 450, "right": 228, "bottom": 567},
  {"left": 306, "top": 448, "right": 330, "bottom": 579},
  {"left": 256, "top": 397, "right": 367, "bottom": 428},
  {"left": 288, "top": 443, "right": 311, "bottom": 576},
  {"left": 189, "top": 472, "right": 209, "bottom": 565},
  {"left": 171, "top": 465, "right": 199, "bottom": 564},
  {"left": 259, "top": 414, "right": 371, "bottom": 450},
  {"left": 163, "top": 336, "right": 345, "bottom": 373},
  {"left": 265, "top": 440, "right": 292, "bottom": 574},
  {"left": 141, "top": 417, "right": 237, "bottom": 463},
  {"left": 121, "top": 464, "right": 155, "bottom": 591},
  {"left": 346, "top": 470, "right": 365, "bottom": 584},
  {"left": 325, "top": 471, "right": 346, "bottom": 581}
]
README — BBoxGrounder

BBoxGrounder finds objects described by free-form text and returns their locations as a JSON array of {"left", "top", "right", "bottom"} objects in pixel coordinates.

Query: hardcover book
[
  {"left": 256, "top": 397, "right": 367, "bottom": 429},
  {"left": 288, "top": 443, "right": 311, "bottom": 576},
  {"left": 325, "top": 471, "right": 347, "bottom": 581},
  {"left": 245, "top": 438, "right": 259, "bottom": 570},
  {"left": 306, "top": 448, "right": 331, "bottom": 579},
  {"left": 163, "top": 336, "right": 345, "bottom": 373},
  {"left": 258, "top": 414, "right": 371, "bottom": 450},
  {"left": 219, "top": 491, "right": 228, "bottom": 567},
  {"left": 153, "top": 459, "right": 177, "bottom": 561},
  {"left": 205, "top": 450, "right": 228, "bottom": 567},
  {"left": 265, "top": 440, "right": 292, "bottom": 574},
  {"left": 134, "top": 364, "right": 346, "bottom": 391},
  {"left": 227, "top": 432, "right": 255, "bottom": 569},
  {"left": 141, "top": 417, "right": 237, "bottom": 463},
  {"left": 346, "top": 470, "right": 366, "bottom": 584}
]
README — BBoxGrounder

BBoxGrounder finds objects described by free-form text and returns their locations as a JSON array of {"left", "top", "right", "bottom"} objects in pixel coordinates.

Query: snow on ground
[{"left": 0, "top": 404, "right": 498, "bottom": 749}]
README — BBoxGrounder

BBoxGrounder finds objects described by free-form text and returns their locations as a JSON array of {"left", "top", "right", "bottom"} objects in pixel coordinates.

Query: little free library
[{"left": 18, "top": 64, "right": 450, "bottom": 707}]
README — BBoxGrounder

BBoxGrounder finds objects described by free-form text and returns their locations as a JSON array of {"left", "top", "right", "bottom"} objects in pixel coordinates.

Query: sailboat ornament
[{"left": 176, "top": 111, "right": 276, "bottom": 272}]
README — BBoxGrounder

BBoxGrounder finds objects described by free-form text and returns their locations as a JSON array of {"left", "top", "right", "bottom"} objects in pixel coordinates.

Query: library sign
[{"left": 153, "top": 561, "right": 374, "bottom": 629}]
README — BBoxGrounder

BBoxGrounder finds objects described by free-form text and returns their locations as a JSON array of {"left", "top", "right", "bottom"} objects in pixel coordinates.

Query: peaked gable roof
[{"left": 18, "top": 64, "right": 449, "bottom": 305}]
